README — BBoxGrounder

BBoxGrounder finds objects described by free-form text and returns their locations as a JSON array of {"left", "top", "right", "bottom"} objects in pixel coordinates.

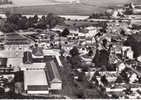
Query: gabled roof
[
  {"left": 5, "top": 33, "right": 31, "bottom": 45},
  {"left": 32, "top": 47, "right": 44, "bottom": 56},
  {"left": 0, "top": 58, "right": 7, "bottom": 67},
  {"left": 46, "top": 61, "right": 61, "bottom": 83}
]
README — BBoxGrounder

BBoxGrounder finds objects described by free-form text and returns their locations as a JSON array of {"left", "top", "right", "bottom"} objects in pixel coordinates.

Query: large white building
[
  {"left": 23, "top": 53, "right": 62, "bottom": 94},
  {"left": 24, "top": 70, "right": 49, "bottom": 94}
]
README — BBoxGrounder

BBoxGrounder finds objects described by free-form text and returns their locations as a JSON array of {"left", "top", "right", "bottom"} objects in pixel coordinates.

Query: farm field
[{"left": 1, "top": 0, "right": 133, "bottom": 15}]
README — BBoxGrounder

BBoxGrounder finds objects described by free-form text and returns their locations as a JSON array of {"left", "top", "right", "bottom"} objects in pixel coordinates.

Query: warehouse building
[
  {"left": 24, "top": 70, "right": 49, "bottom": 94},
  {"left": 23, "top": 55, "right": 62, "bottom": 94}
]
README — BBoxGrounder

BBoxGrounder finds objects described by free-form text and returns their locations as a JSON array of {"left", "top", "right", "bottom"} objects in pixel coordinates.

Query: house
[
  {"left": 122, "top": 46, "right": 134, "bottom": 59},
  {"left": 85, "top": 26, "right": 98, "bottom": 38}
]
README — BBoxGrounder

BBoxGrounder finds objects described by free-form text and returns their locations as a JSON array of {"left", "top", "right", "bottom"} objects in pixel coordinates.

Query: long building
[
  {"left": 23, "top": 54, "right": 62, "bottom": 94},
  {"left": 4, "top": 33, "right": 33, "bottom": 51},
  {"left": 24, "top": 70, "right": 49, "bottom": 94},
  {"left": 46, "top": 60, "right": 62, "bottom": 90}
]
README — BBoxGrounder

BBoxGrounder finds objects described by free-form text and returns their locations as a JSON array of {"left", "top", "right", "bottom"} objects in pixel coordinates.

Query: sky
[
  {"left": 11, "top": 0, "right": 77, "bottom": 6},
  {"left": 11, "top": 0, "right": 53, "bottom": 6},
  {"left": 10, "top": 0, "right": 131, "bottom": 6}
]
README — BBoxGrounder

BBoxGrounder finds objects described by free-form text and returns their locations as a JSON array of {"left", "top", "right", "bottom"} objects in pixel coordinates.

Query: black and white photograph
[{"left": 0, "top": 0, "right": 141, "bottom": 99}]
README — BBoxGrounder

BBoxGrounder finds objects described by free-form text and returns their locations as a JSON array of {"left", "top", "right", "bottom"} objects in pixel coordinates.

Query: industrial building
[
  {"left": 23, "top": 52, "right": 62, "bottom": 94},
  {"left": 24, "top": 70, "right": 49, "bottom": 94},
  {"left": 4, "top": 33, "right": 33, "bottom": 51}
]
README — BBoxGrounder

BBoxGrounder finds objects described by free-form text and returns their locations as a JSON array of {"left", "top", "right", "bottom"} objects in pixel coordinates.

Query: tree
[
  {"left": 35, "top": 15, "right": 47, "bottom": 29},
  {"left": 61, "top": 28, "right": 70, "bottom": 37},
  {"left": 92, "top": 49, "right": 100, "bottom": 66},
  {"left": 69, "top": 46, "right": 80, "bottom": 57},
  {"left": 7, "top": 14, "right": 21, "bottom": 24},
  {"left": 92, "top": 49, "right": 109, "bottom": 70},
  {"left": 99, "top": 21, "right": 107, "bottom": 33},
  {"left": 26, "top": 15, "right": 39, "bottom": 28},
  {"left": 88, "top": 49, "right": 93, "bottom": 57},
  {"left": 46, "top": 13, "right": 56, "bottom": 29},
  {"left": 0, "top": 22, "right": 17, "bottom": 33},
  {"left": 17, "top": 16, "right": 28, "bottom": 30},
  {"left": 78, "top": 71, "right": 85, "bottom": 82},
  {"left": 75, "top": 89, "right": 85, "bottom": 98},
  {"left": 69, "top": 46, "right": 82, "bottom": 68},
  {"left": 124, "top": 34, "right": 141, "bottom": 58},
  {"left": 1, "top": 13, "right": 28, "bottom": 31},
  {"left": 46, "top": 13, "right": 65, "bottom": 29},
  {"left": 33, "top": 14, "right": 39, "bottom": 24}
]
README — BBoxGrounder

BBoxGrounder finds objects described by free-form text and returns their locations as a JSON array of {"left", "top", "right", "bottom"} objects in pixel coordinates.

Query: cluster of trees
[
  {"left": 0, "top": 13, "right": 65, "bottom": 33},
  {"left": 124, "top": 34, "right": 141, "bottom": 58},
  {"left": 60, "top": 28, "right": 70, "bottom": 37},
  {"left": 69, "top": 46, "right": 82, "bottom": 68},
  {"left": 0, "top": 0, "right": 12, "bottom": 5},
  {"left": 131, "top": 24, "right": 141, "bottom": 30},
  {"left": 67, "top": 46, "right": 109, "bottom": 98}
]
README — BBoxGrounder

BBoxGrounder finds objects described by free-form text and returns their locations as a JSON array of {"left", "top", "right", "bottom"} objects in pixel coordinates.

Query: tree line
[{"left": 0, "top": 12, "right": 65, "bottom": 33}]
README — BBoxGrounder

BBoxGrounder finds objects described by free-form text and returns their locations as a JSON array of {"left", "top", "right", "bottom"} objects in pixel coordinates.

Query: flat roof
[
  {"left": 0, "top": 51, "right": 23, "bottom": 58},
  {"left": 7, "top": 58, "right": 23, "bottom": 67},
  {"left": 24, "top": 70, "right": 48, "bottom": 90},
  {"left": 23, "top": 63, "right": 46, "bottom": 69}
]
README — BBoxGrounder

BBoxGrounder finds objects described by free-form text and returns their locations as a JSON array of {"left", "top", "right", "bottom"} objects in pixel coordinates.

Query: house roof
[
  {"left": 46, "top": 61, "right": 61, "bottom": 83},
  {"left": 5, "top": 33, "right": 31, "bottom": 45},
  {"left": 32, "top": 47, "right": 44, "bottom": 56},
  {"left": 0, "top": 58, "right": 7, "bottom": 67}
]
